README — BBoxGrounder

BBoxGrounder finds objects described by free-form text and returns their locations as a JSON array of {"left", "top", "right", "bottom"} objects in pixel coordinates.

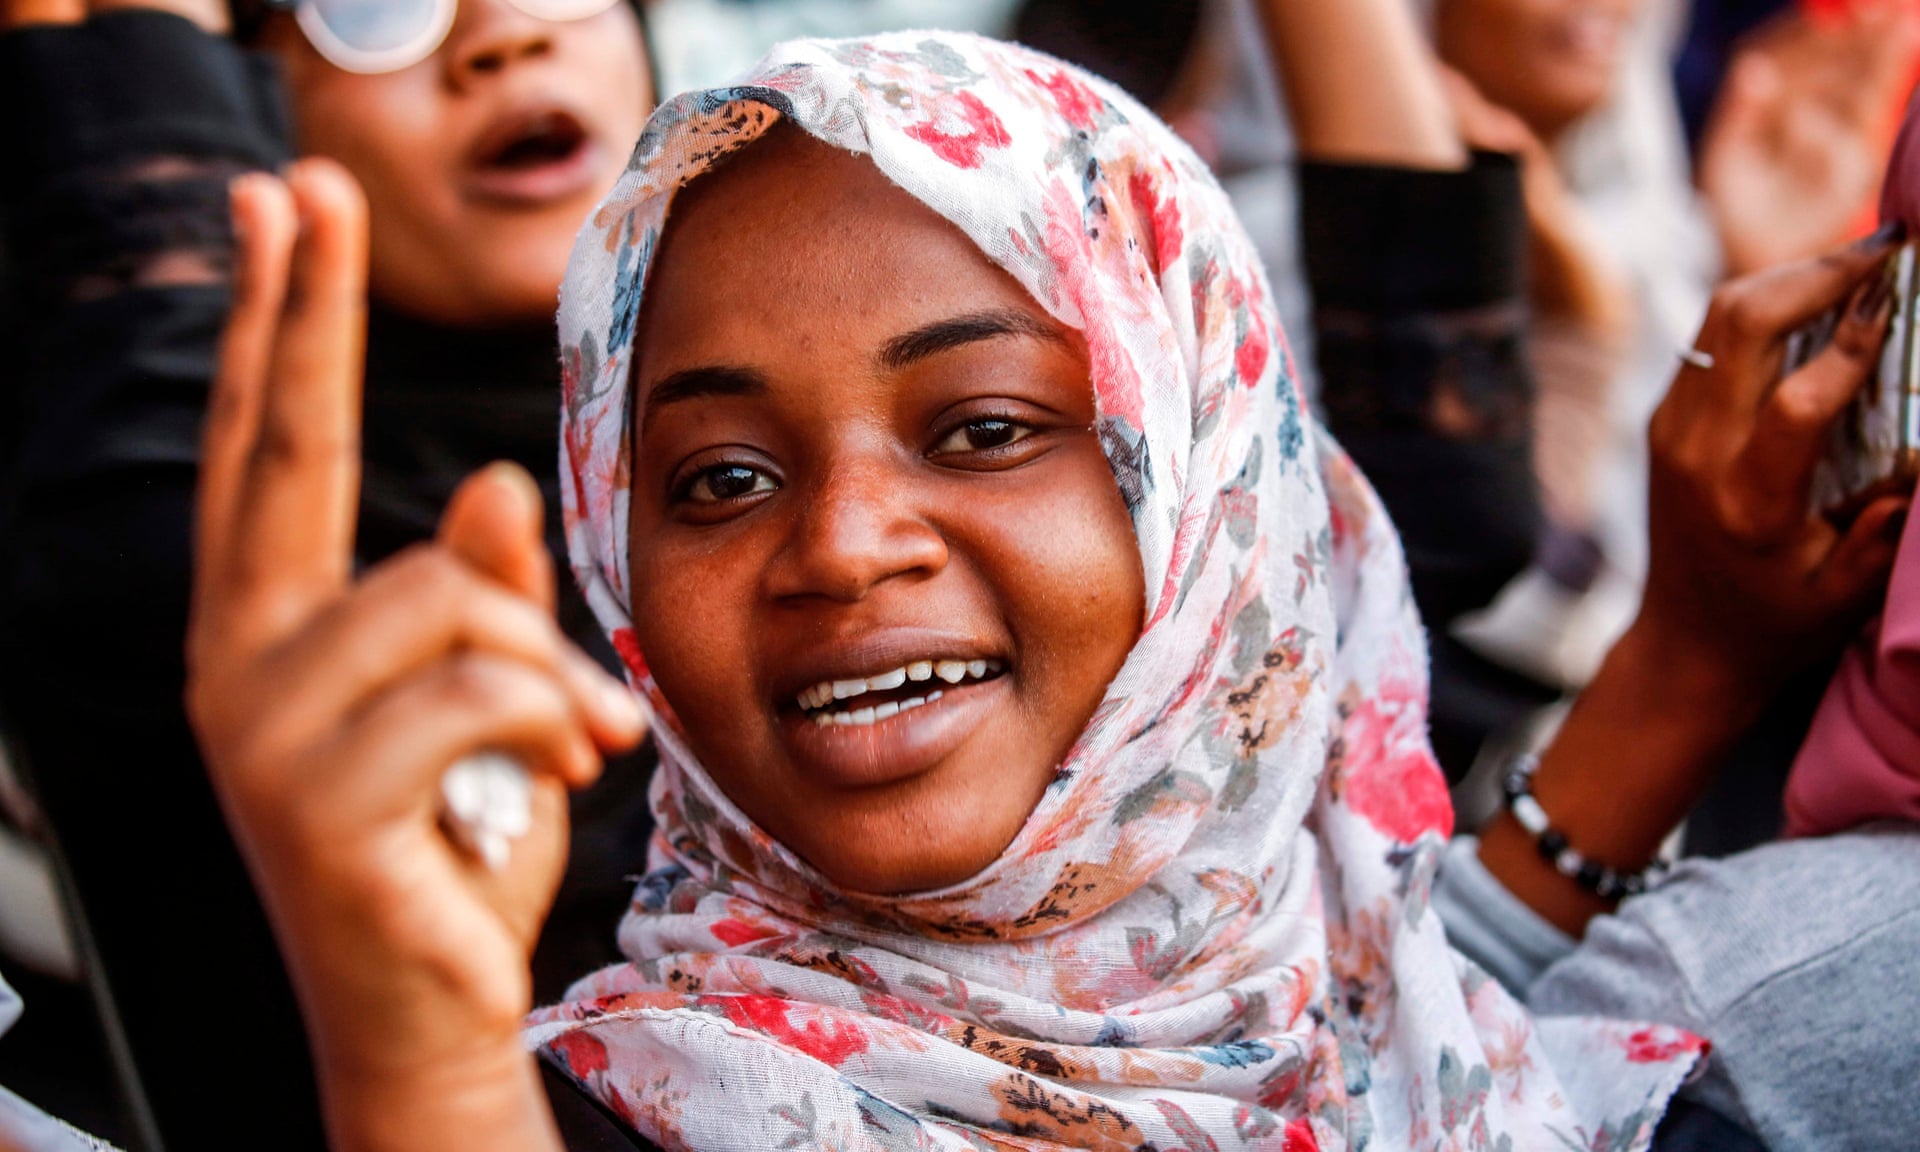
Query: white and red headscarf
[{"left": 528, "top": 32, "right": 1699, "bottom": 1150}]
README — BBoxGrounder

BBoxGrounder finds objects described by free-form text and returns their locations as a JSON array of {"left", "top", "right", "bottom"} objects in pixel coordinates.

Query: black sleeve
[
  {"left": 0, "top": 14, "right": 326, "bottom": 1149},
  {"left": 1302, "top": 151, "right": 1540, "bottom": 630}
]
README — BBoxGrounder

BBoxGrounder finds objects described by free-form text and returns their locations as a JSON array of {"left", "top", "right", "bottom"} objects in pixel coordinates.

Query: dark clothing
[
  {"left": 1674, "top": 0, "right": 1796, "bottom": 150},
  {"left": 1301, "top": 153, "right": 1556, "bottom": 780},
  {"left": 0, "top": 12, "right": 653, "bottom": 1148},
  {"left": 1303, "top": 153, "right": 1538, "bottom": 631}
]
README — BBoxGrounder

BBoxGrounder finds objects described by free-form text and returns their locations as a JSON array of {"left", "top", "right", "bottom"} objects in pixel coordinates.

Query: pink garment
[
  {"left": 1880, "top": 90, "right": 1920, "bottom": 235},
  {"left": 1786, "top": 505, "right": 1920, "bottom": 835}
]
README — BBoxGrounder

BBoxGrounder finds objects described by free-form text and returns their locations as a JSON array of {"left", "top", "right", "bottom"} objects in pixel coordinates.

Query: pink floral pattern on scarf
[{"left": 529, "top": 32, "right": 1698, "bottom": 1150}]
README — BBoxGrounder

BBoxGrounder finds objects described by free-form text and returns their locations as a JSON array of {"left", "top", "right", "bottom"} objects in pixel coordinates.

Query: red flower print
[
  {"left": 1223, "top": 277, "right": 1271, "bottom": 388},
  {"left": 710, "top": 917, "right": 780, "bottom": 948},
  {"left": 550, "top": 1030, "right": 610, "bottom": 1080},
  {"left": 1284, "top": 1117, "right": 1320, "bottom": 1152},
  {"left": 1041, "top": 180, "right": 1145, "bottom": 428},
  {"left": 716, "top": 996, "right": 871, "bottom": 1067},
  {"left": 610, "top": 628, "right": 648, "bottom": 681},
  {"left": 904, "top": 90, "right": 1012, "bottom": 169},
  {"left": 1623, "top": 1028, "right": 1705, "bottom": 1064},
  {"left": 1339, "top": 693, "right": 1454, "bottom": 842},
  {"left": 1026, "top": 67, "right": 1104, "bottom": 132},
  {"left": 1236, "top": 312, "right": 1270, "bottom": 389},
  {"left": 1127, "top": 168, "right": 1185, "bottom": 278}
]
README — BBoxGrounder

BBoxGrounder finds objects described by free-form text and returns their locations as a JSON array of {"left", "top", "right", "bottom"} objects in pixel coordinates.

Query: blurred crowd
[{"left": 0, "top": 0, "right": 1918, "bottom": 1149}]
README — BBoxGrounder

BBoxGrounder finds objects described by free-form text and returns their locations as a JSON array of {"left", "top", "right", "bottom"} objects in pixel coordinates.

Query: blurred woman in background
[{"left": 0, "top": 0, "right": 652, "bottom": 1143}]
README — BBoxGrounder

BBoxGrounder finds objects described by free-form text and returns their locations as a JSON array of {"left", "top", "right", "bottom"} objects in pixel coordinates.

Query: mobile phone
[{"left": 1787, "top": 242, "right": 1920, "bottom": 514}]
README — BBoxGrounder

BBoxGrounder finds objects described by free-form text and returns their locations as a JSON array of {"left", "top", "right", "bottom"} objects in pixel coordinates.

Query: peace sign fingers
[{"left": 192, "top": 160, "right": 368, "bottom": 670}]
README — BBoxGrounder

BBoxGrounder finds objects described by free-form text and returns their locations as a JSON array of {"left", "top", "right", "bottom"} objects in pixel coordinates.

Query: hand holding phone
[{"left": 1785, "top": 241, "right": 1920, "bottom": 513}]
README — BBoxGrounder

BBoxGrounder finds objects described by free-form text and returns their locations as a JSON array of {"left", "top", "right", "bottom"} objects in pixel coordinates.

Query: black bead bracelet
[{"left": 1499, "top": 754, "right": 1668, "bottom": 901}]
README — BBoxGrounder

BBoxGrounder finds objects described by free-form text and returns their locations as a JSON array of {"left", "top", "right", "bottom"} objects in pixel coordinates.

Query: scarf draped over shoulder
[{"left": 530, "top": 32, "right": 1699, "bottom": 1151}]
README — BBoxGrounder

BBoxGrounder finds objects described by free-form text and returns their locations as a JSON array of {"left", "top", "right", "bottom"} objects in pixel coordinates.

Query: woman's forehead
[{"left": 634, "top": 130, "right": 1067, "bottom": 381}]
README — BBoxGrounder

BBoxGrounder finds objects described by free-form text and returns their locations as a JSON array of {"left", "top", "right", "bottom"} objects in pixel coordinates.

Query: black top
[
  {"left": 1300, "top": 153, "right": 1559, "bottom": 780},
  {"left": 0, "top": 12, "right": 653, "bottom": 1149}
]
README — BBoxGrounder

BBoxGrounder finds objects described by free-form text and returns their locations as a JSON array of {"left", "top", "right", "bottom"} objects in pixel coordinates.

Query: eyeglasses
[{"left": 259, "top": 0, "right": 621, "bottom": 75}]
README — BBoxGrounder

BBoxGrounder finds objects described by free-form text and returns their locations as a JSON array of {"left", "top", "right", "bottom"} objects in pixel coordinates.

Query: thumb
[{"left": 439, "top": 462, "right": 556, "bottom": 611}]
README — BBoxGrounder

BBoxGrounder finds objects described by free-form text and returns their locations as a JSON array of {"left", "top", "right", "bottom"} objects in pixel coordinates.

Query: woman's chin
[{"left": 783, "top": 789, "right": 1033, "bottom": 897}]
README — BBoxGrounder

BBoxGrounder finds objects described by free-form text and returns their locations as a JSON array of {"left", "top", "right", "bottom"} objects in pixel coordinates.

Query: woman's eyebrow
[
  {"left": 878, "top": 308, "right": 1067, "bottom": 371},
  {"left": 639, "top": 365, "right": 769, "bottom": 431}
]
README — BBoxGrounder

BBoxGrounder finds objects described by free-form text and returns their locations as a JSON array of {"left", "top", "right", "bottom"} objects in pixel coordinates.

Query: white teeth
[{"left": 800, "top": 661, "right": 994, "bottom": 716}]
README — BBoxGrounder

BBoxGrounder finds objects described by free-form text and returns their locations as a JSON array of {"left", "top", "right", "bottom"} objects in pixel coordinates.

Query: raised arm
[
  {"left": 1255, "top": 0, "right": 1465, "bottom": 169},
  {"left": 188, "top": 163, "right": 641, "bottom": 1152},
  {"left": 1479, "top": 232, "right": 1911, "bottom": 936}
]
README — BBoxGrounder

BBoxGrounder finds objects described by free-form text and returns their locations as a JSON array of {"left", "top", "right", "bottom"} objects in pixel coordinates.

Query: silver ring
[{"left": 1677, "top": 347, "right": 1716, "bottom": 371}]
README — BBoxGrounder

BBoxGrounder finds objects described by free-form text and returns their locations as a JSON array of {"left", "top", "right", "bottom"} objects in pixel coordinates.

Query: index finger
[
  {"left": 1704, "top": 228, "right": 1903, "bottom": 362},
  {"left": 223, "top": 159, "right": 370, "bottom": 644}
]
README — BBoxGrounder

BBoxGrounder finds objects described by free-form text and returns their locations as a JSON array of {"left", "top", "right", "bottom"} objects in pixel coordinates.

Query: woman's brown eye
[
  {"left": 686, "top": 464, "right": 777, "bottom": 504},
  {"left": 934, "top": 418, "right": 1032, "bottom": 455}
]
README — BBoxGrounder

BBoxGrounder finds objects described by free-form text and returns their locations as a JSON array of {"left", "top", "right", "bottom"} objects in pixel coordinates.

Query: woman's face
[
  {"left": 264, "top": 0, "right": 651, "bottom": 327},
  {"left": 625, "top": 130, "right": 1147, "bottom": 895},
  {"left": 1435, "top": 0, "right": 1641, "bottom": 140}
]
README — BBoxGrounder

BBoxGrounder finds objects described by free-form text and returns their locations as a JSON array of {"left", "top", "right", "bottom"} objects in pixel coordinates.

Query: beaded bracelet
[{"left": 1500, "top": 754, "right": 1669, "bottom": 901}]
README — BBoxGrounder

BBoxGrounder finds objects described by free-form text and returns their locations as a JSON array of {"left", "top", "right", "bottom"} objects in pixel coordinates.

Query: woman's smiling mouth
[
  {"left": 777, "top": 653, "right": 1014, "bottom": 788},
  {"left": 795, "top": 658, "right": 1006, "bottom": 726}
]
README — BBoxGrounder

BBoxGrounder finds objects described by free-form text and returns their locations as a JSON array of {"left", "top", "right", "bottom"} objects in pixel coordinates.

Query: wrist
[
  {"left": 319, "top": 1036, "right": 561, "bottom": 1152},
  {"left": 1477, "top": 615, "right": 1765, "bottom": 936},
  {"left": 1610, "top": 611, "right": 1776, "bottom": 735}
]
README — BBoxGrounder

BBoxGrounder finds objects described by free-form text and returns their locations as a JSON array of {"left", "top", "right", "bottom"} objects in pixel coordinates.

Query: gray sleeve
[
  {"left": 1434, "top": 839, "right": 1756, "bottom": 1134},
  {"left": 1527, "top": 891, "right": 1752, "bottom": 1135},
  {"left": 1431, "top": 836, "right": 1577, "bottom": 996}
]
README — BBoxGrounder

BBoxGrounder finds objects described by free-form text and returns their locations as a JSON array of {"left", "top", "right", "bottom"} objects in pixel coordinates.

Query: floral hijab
[{"left": 528, "top": 32, "right": 1698, "bottom": 1150}]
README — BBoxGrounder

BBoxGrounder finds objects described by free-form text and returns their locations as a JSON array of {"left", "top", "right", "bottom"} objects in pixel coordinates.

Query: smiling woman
[
  {"left": 623, "top": 126, "right": 1144, "bottom": 893},
  {"left": 512, "top": 32, "right": 1702, "bottom": 1151}
]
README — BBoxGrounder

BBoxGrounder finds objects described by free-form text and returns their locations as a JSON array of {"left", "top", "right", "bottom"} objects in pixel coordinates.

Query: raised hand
[
  {"left": 1701, "top": 2, "right": 1920, "bottom": 276},
  {"left": 1642, "top": 233, "right": 1910, "bottom": 675},
  {"left": 1481, "top": 232, "right": 1910, "bottom": 936},
  {"left": 186, "top": 160, "right": 639, "bottom": 1151}
]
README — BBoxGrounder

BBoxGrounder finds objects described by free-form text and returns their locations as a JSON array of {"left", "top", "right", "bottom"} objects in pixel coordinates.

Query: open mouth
[
  {"left": 794, "top": 659, "right": 1005, "bottom": 728},
  {"left": 480, "top": 110, "right": 588, "bottom": 170},
  {"left": 464, "top": 105, "right": 602, "bottom": 205}
]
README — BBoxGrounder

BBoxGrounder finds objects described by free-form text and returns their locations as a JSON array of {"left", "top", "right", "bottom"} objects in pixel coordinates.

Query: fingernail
[
  {"left": 598, "top": 675, "right": 645, "bottom": 735},
  {"left": 483, "top": 460, "right": 543, "bottom": 517},
  {"left": 228, "top": 173, "right": 264, "bottom": 235},
  {"left": 1854, "top": 271, "right": 1895, "bottom": 324},
  {"left": 1862, "top": 221, "right": 1907, "bottom": 249}
]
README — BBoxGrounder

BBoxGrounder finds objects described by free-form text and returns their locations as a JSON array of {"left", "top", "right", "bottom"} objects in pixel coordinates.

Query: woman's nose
[
  {"left": 444, "top": 0, "right": 555, "bottom": 87},
  {"left": 768, "top": 464, "right": 949, "bottom": 604}
]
